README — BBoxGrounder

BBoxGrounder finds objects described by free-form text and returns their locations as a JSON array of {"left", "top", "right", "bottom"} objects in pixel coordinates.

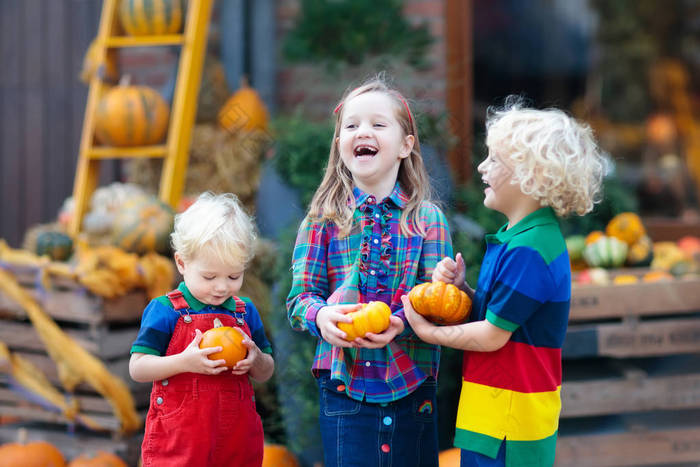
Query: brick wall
[{"left": 275, "top": 0, "right": 448, "bottom": 121}]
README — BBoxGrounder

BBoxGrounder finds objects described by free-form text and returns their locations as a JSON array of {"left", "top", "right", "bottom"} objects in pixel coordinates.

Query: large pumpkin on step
[
  {"left": 118, "top": 0, "right": 183, "bottom": 36},
  {"left": 0, "top": 440, "right": 66, "bottom": 467},
  {"left": 111, "top": 196, "right": 174, "bottom": 255},
  {"left": 337, "top": 301, "right": 392, "bottom": 341},
  {"left": 94, "top": 84, "right": 170, "bottom": 147},
  {"left": 408, "top": 281, "right": 472, "bottom": 324},
  {"left": 217, "top": 79, "right": 269, "bottom": 133}
]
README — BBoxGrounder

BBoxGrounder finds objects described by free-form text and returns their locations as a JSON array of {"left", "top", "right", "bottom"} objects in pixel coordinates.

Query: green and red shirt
[{"left": 455, "top": 207, "right": 570, "bottom": 466}]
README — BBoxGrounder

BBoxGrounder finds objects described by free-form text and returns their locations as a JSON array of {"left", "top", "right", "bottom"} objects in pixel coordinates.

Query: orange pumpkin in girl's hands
[
  {"left": 408, "top": 281, "right": 472, "bottom": 325},
  {"left": 68, "top": 451, "right": 127, "bottom": 467},
  {"left": 199, "top": 318, "right": 247, "bottom": 367},
  {"left": 338, "top": 301, "right": 392, "bottom": 341}
]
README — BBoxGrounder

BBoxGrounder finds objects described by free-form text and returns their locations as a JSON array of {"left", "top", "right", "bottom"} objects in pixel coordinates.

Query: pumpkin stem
[
  {"left": 213, "top": 317, "right": 223, "bottom": 328},
  {"left": 119, "top": 74, "right": 132, "bottom": 87},
  {"left": 239, "top": 74, "right": 249, "bottom": 89}
]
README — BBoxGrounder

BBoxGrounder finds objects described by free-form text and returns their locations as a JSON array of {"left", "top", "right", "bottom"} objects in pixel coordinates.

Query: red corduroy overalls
[{"left": 141, "top": 290, "right": 264, "bottom": 467}]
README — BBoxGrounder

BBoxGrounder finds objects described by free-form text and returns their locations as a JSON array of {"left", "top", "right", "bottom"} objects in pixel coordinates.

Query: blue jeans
[{"left": 318, "top": 372, "right": 439, "bottom": 467}]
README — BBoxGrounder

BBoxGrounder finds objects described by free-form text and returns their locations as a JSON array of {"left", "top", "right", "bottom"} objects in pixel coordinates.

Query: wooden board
[
  {"left": 0, "top": 320, "right": 139, "bottom": 359},
  {"left": 564, "top": 317, "right": 700, "bottom": 358},
  {"left": 556, "top": 425, "right": 700, "bottom": 466},
  {"left": 562, "top": 372, "right": 700, "bottom": 417},
  {"left": 570, "top": 277, "right": 700, "bottom": 322},
  {"left": 0, "top": 286, "right": 147, "bottom": 325}
]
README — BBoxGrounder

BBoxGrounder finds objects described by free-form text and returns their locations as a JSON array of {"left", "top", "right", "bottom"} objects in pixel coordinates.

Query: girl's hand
[
  {"left": 401, "top": 295, "right": 438, "bottom": 345},
  {"left": 354, "top": 315, "right": 405, "bottom": 349},
  {"left": 316, "top": 304, "right": 361, "bottom": 347},
  {"left": 179, "top": 329, "right": 228, "bottom": 375},
  {"left": 231, "top": 328, "right": 259, "bottom": 375},
  {"left": 433, "top": 252, "right": 466, "bottom": 286}
]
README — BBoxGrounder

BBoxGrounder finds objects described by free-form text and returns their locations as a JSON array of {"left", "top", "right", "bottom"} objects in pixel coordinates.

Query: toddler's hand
[
  {"left": 316, "top": 304, "right": 361, "bottom": 348},
  {"left": 433, "top": 252, "right": 466, "bottom": 286},
  {"left": 231, "top": 328, "right": 258, "bottom": 375},
  {"left": 179, "top": 329, "right": 228, "bottom": 375}
]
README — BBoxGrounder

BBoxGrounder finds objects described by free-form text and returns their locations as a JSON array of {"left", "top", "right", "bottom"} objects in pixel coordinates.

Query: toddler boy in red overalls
[{"left": 130, "top": 192, "right": 275, "bottom": 467}]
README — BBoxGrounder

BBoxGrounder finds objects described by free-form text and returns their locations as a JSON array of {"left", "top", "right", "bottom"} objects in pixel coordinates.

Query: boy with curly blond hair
[{"left": 404, "top": 98, "right": 607, "bottom": 467}]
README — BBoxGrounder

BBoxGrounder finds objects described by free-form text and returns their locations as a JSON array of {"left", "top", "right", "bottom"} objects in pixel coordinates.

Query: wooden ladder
[{"left": 68, "top": 0, "right": 214, "bottom": 237}]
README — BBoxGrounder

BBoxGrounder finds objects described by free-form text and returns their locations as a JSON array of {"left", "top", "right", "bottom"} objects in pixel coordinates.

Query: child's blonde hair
[
  {"left": 306, "top": 74, "right": 433, "bottom": 237},
  {"left": 486, "top": 98, "right": 608, "bottom": 216},
  {"left": 171, "top": 192, "right": 256, "bottom": 267}
]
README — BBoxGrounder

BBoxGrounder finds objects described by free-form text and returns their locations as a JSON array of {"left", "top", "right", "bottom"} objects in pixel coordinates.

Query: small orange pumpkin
[
  {"left": 262, "top": 444, "right": 300, "bottom": 467},
  {"left": 337, "top": 301, "right": 392, "bottom": 341},
  {"left": 68, "top": 451, "right": 127, "bottom": 467},
  {"left": 200, "top": 318, "right": 247, "bottom": 367},
  {"left": 585, "top": 230, "right": 605, "bottom": 245},
  {"left": 438, "top": 447, "right": 461, "bottom": 466},
  {"left": 408, "top": 281, "right": 472, "bottom": 324},
  {"left": 642, "top": 270, "right": 674, "bottom": 283},
  {"left": 0, "top": 440, "right": 66, "bottom": 467},
  {"left": 94, "top": 80, "right": 170, "bottom": 147},
  {"left": 217, "top": 78, "right": 269, "bottom": 133}
]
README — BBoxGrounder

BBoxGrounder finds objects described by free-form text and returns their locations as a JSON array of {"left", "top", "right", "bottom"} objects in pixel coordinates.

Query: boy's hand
[
  {"left": 354, "top": 315, "right": 404, "bottom": 349},
  {"left": 433, "top": 252, "right": 466, "bottom": 286},
  {"left": 402, "top": 295, "right": 438, "bottom": 345},
  {"left": 231, "top": 328, "right": 258, "bottom": 375},
  {"left": 316, "top": 304, "right": 361, "bottom": 347},
  {"left": 180, "top": 329, "right": 228, "bottom": 375}
]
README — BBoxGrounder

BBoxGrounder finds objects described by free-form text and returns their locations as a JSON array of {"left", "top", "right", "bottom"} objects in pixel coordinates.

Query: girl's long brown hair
[{"left": 306, "top": 75, "right": 433, "bottom": 237}]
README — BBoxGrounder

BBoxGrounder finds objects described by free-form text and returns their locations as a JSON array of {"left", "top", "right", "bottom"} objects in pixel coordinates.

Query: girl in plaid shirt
[{"left": 287, "top": 76, "right": 452, "bottom": 466}]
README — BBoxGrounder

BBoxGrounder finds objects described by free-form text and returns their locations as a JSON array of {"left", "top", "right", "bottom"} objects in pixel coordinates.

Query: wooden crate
[
  {"left": 0, "top": 264, "right": 151, "bottom": 434},
  {"left": 557, "top": 275, "right": 700, "bottom": 466}
]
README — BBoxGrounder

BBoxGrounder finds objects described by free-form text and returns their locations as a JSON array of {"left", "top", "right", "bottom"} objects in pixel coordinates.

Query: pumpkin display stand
[
  {"left": 0, "top": 263, "right": 150, "bottom": 464},
  {"left": 555, "top": 268, "right": 700, "bottom": 466}
]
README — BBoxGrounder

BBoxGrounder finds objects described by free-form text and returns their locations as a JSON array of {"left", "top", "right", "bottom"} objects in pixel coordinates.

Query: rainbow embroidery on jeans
[{"left": 418, "top": 401, "right": 433, "bottom": 414}]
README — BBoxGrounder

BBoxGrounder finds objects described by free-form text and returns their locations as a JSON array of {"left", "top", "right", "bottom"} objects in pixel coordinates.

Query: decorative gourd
[
  {"left": 35, "top": 231, "right": 74, "bottom": 262},
  {"left": 582, "top": 236, "right": 628, "bottom": 269},
  {"left": 408, "top": 281, "right": 472, "bottom": 325},
  {"left": 651, "top": 241, "right": 687, "bottom": 271},
  {"left": 584, "top": 230, "right": 604, "bottom": 245},
  {"left": 565, "top": 235, "right": 586, "bottom": 262},
  {"left": 338, "top": 301, "right": 392, "bottom": 341},
  {"left": 626, "top": 235, "right": 653, "bottom": 267},
  {"left": 642, "top": 270, "right": 673, "bottom": 283},
  {"left": 605, "top": 212, "right": 646, "bottom": 246},
  {"left": 575, "top": 267, "right": 610, "bottom": 286},
  {"left": 94, "top": 80, "right": 170, "bottom": 147},
  {"left": 68, "top": 451, "right": 127, "bottom": 467},
  {"left": 110, "top": 196, "right": 174, "bottom": 255},
  {"left": 0, "top": 440, "right": 66, "bottom": 467},
  {"left": 612, "top": 274, "right": 639, "bottom": 285},
  {"left": 217, "top": 78, "right": 269, "bottom": 133},
  {"left": 200, "top": 318, "right": 247, "bottom": 367},
  {"left": 262, "top": 444, "right": 300, "bottom": 467},
  {"left": 118, "top": 0, "right": 183, "bottom": 36},
  {"left": 677, "top": 235, "right": 700, "bottom": 258},
  {"left": 80, "top": 40, "right": 119, "bottom": 84}
]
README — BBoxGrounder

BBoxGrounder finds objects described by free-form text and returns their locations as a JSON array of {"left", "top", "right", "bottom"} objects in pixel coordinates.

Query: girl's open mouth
[{"left": 354, "top": 145, "right": 378, "bottom": 158}]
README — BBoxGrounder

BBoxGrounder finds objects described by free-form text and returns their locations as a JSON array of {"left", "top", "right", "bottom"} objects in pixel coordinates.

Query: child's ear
[
  {"left": 174, "top": 252, "right": 186, "bottom": 275},
  {"left": 399, "top": 134, "right": 415, "bottom": 159}
]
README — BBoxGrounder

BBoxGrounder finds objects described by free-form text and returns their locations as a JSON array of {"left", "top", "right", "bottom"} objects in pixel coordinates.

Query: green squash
[
  {"left": 565, "top": 235, "right": 587, "bottom": 262},
  {"left": 583, "top": 236, "right": 628, "bottom": 269},
  {"left": 35, "top": 231, "right": 73, "bottom": 262}
]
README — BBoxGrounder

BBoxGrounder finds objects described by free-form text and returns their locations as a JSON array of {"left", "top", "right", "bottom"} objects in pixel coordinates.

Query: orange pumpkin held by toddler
[
  {"left": 199, "top": 318, "right": 247, "bottom": 367},
  {"left": 408, "top": 281, "right": 472, "bottom": 324},
  {"left": 68, "top": 451, "right": 128, "bottom": 467},
  {"left": 337, "top": 301, "right": 392, "bottom": 341}
]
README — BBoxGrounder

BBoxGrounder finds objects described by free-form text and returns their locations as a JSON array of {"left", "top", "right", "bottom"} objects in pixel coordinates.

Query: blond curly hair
[
  {"left": 171, "top": 192, "right": 257, "bottom": 267},
  {"left": 486, "top": 98, "right": 608, "bottom": 216}
]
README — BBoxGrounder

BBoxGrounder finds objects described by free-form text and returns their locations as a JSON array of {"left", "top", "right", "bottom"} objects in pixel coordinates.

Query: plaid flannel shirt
[{"left": 286, "top": 183, "right": 452, "bottom": 403}]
